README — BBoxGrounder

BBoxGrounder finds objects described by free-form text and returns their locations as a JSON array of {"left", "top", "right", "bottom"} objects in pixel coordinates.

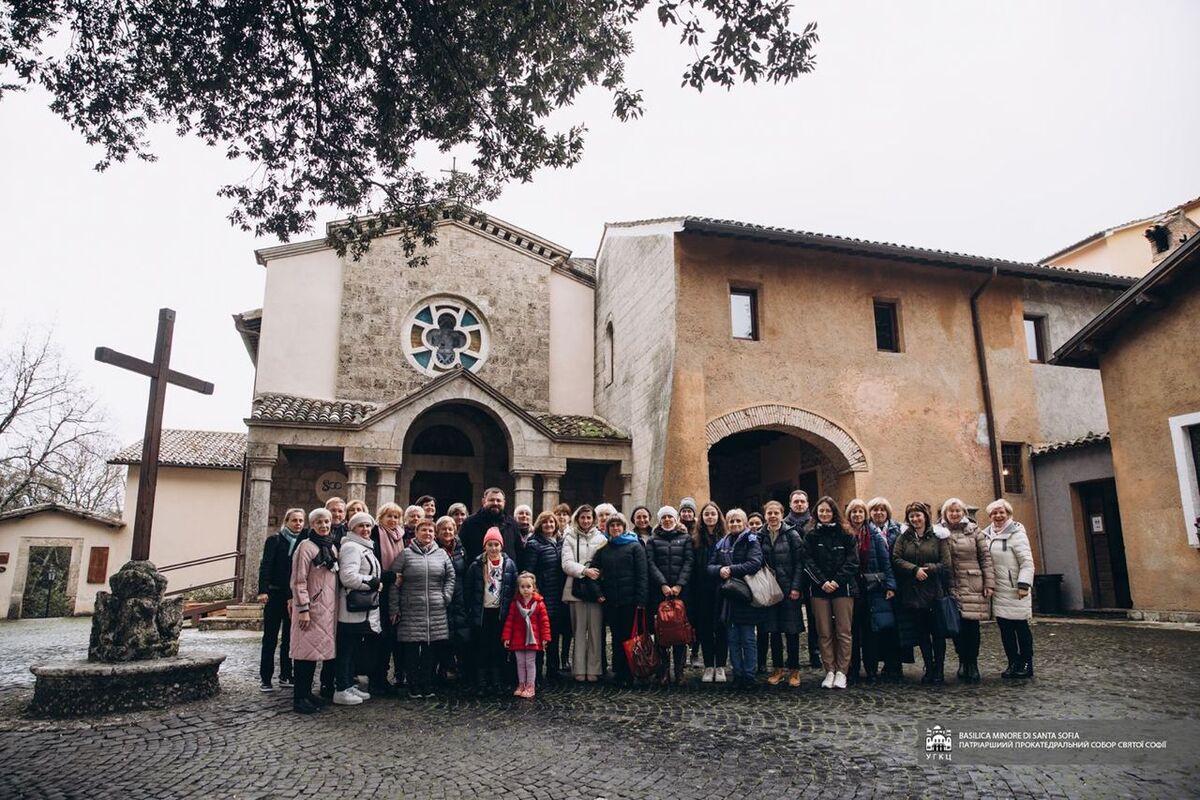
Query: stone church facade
[{"left": 233, "top": 207, "right": 1135, "bottom": 598}]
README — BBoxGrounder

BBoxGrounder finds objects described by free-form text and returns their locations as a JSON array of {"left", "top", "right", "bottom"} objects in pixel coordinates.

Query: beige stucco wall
[
  {"left": 1051, "top": 226, "right": 1152, "bottom": 279},
  {"left": 1049, "top": 200, "right": 1200, "bottom": 279},
  {"left": 0, "top": 514, "right": 130, "bottom": 618},
  {"left": 548, "top": 270, "right": 595, "bottom": 416},
  {"left": 124, "top": 466, "right": 243, "bottom": 594},
  {"left": 1098, "top": 267, "right": 1200, "bottom": 611},
  {"left": 257, "top": 248, "right": 343, "bottom": 399},
  {"left": 663, "top": 234, "right": 1068, "bottom": 554}
]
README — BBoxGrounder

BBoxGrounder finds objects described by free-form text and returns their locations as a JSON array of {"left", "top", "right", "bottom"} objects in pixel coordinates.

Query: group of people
[{"left": 258, "top": 487, "right": 1037, "bottom": 713}]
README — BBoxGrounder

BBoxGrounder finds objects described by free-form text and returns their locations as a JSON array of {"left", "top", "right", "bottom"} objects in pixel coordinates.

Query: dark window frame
[
  {"left": 1001, "top": 442, "right": 1025, "bottom": 494},
  {"left": 1024, "top": 314, "right": 1049, "bottom": 363},
  {"left": 730, "top": 287, "right": 760, "bottom": 341},
  {"left": 604, "top": 320, "right": 614, "bottom": 387},
  {"left": 873, "top": 299, "right": 902, "bottom": 353}
]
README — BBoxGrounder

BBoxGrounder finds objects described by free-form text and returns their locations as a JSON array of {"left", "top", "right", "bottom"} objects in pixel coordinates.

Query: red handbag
[
  {"left": 622, "top": 608, "right": 661, "bottom": 679},
  {"left": 654, "top": 598, "right": 695, "bottom": 647}
]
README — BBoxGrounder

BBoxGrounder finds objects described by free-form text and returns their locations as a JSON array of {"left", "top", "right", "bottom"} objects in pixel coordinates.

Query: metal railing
[{"left": 159, "top": 552, "right": 244, "bottom": 623}]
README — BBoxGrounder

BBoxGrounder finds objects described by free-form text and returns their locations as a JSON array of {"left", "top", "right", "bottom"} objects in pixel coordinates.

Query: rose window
[{"left": 404, "top": 297, "right": 489, "bottom": 375}]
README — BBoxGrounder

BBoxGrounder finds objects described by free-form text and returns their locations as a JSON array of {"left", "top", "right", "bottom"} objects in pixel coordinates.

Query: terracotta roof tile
[
  {"left": 535, "top": 414, "right": 627, "bottom": 440},
  {"left": 109, "top": 429, "right": 246, "bottom": 469},
  {"left": 251, "top": 394, "right": 376, "bottom": 426},
  {"left": 1031, "top": 431, "right": 1110, "bottom": 457}
]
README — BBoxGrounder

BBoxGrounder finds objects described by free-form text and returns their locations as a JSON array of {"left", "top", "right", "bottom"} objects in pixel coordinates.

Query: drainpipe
[{"left": 970, "top": 267, "right": 1003, "bottom": 500}]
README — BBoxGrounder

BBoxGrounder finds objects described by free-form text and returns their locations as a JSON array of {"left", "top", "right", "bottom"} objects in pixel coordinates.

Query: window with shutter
[{"left": 87, "top": 546, "right": 110, "bottom": 584}]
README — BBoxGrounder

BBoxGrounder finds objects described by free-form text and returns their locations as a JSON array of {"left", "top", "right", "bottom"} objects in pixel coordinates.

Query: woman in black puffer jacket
[
  {"left": 593, "top": 513, "right": 649, "bottom": 687},
  {"left": 646, "top": 508, "right": 694, "bottom": 685},
  {"left": 804, "top": 496, "right": 859, "bottom": 691},
  {"left": 757, "top": 500, "right": 807, "bottom": 688},
  {"left": 521, "top": 511, "right": 568, "bottom": 682}
]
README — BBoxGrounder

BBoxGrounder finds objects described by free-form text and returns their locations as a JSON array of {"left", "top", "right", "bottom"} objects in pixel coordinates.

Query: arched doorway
[
  {"left": 708, "top": 430, "right": 825, "bottom": 512},
  {"left": 705, "top": 405, "right": 867, "bottom": 512},
  {"left": 402, "top": 403, "right": 511, "bottom": 511}
]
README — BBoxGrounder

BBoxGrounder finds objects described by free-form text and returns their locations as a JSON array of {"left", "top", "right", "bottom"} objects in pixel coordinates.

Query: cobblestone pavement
[{"left": 0, "top": 618, "right": 1197, "bottom": 799}]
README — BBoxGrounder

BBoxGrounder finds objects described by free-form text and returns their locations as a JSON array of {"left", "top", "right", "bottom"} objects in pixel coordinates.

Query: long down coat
[
  {"left": 987, "top": 521, "right": 1035, "bottom": 621},
  {"left": 389, "top": 540, "right": 455, "bottom": 643},
  {"left": 758, "top": 524, "right": 807, "bottom": 634},
  {"left": 289, "top": 537, "right": 338, "bottom": 662},
  {"left": 945, "top": 521, "right": 996, "bottom": 621}
]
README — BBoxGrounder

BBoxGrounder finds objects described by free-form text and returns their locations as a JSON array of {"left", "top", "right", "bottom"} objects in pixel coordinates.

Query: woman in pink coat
[{"left": 290, "top": 507, "right": 340, "bottom": 713}]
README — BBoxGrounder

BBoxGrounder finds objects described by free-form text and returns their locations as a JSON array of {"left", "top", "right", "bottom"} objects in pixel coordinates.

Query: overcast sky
[{"left": 1, "top": 0, "right": 1196, "bottom": 449}]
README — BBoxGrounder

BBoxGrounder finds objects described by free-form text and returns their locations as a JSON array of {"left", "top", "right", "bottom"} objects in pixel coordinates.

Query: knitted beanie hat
[{"left": 348, "top": 512, "right": 374, "bottom": 531}]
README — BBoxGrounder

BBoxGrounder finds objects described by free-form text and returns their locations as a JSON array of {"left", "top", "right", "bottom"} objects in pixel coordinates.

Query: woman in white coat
[
  {"left": 561, "top": 504, "right": 607, "bottom": 682},
  {"left": 985, "top": 499, "right": 1035, "bottom": 679}
]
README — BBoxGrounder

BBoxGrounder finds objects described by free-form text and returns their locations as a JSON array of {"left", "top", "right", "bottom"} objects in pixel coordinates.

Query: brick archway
[{"left": 705, "top": 405, "right": 868, "bottom": 473}]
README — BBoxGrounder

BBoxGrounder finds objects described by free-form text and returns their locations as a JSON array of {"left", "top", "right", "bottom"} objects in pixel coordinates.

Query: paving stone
[{"left": 0, "top": 619, "right": 1196, "bottom": 798}]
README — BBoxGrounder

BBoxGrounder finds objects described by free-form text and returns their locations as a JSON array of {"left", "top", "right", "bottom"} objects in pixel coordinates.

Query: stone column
[
  {"left": 345, "top": 463, "right": 369, "bottom": 504},
  {"left": 376, "top": 464, "right": 399, "bottom": 507},
  {"left": 512, "top": 471, "right": 535, "bottom": 511},
  {"left": 541, "top": 473, "right": 563, "bottom": 512},
  {"left": 242, "top": 455, "right": 277, "bottom": 601},
  {"left": 621, "top": 473, "right": 633, "bottom": 516}
]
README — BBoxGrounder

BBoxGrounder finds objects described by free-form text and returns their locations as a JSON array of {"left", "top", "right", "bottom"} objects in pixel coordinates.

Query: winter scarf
[
  {"left": 281, "top": 528, "right": 301, "bottom": 557},
  {"left": 517, "top": 597, "right": 540, "bottom": 645},
  {"left": 379, "top": 525, "right": 404, "bottom": 570},
  {"left": 310, "top": 532, "right": 338, "bottom": 570},
  {"left": 785, "top": 511, "right": 812, "bottom": 531},
  {"left": 608, "top": 531, "right": 639, "bottom": 546}
]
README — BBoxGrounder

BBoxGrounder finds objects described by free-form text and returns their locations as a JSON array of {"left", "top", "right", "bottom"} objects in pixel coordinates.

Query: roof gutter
[{"left": 970, "top": 267, "right": 1004, "bottom": 500}]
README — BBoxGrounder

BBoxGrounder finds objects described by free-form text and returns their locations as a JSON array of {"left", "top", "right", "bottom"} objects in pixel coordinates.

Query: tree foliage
[
  {"left": 0, "top": 330, "right": 122, "bottom": 514},
  {"left": 0, "top": 1, "right": 818, "bottom": 259}
]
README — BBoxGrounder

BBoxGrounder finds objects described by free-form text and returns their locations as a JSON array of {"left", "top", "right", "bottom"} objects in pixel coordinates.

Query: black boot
[
  {"left": 966, "top": 662, "right": 981, "bottom": 682},
  {"left": 1012, "top": 659, "right": 1033, "bottom": 679},
  {"left": 956, "top": 662, "right": 966, "bottom": 680},
  {"left": 1001, "top": 661, "right": 1018, "bottom": 679}
]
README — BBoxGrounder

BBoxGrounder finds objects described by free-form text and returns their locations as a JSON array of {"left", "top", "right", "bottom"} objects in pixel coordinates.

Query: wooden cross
[{"left": 95, "top": 309, "right": 214, "bottom": 561}]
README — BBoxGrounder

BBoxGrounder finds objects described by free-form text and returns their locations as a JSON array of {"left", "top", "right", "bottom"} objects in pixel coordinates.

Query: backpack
[{"left": 654, "top": 598, "right": 695, "bottom": 647}]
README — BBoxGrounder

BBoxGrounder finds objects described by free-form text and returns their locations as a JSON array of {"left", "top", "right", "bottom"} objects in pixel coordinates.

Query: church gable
[{"left": 335, "top": 216, "right": 565, "bottom": 411}]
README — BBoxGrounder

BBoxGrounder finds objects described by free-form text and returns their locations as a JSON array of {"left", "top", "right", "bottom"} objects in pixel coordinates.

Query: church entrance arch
[
  {"left": 705, "top": 405, "right": 867, "bottom": 511},
  {"left": 401, "top": 403, "right": 511, "bottom": 511}
]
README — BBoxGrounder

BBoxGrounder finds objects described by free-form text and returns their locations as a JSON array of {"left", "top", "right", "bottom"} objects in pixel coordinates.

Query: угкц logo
[{"left": 926, "top": 725, "right": 953, "bottom": 760}]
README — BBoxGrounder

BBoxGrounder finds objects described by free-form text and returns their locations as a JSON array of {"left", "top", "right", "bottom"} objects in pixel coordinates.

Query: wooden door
[{"left": 1079, "top": 479, "right": 1132, "bottom": 609}]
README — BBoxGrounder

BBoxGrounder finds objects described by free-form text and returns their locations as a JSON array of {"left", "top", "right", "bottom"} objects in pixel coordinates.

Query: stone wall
[
  {"left": 594, "top": 225, "right": 681, "bottom": 507},
  {"left": 268, "top": 449, "right": 345, "bottom": 530},
  {"left": 335, "top": 222, "right": 552, "bottom": 412}
]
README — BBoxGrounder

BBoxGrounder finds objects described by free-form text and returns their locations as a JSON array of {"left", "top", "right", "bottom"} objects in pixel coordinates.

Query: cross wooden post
[{"left": 96, "top": 308, "right": 214, "bottom": 561}]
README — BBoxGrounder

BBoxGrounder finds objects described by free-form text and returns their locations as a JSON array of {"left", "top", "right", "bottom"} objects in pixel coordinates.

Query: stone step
[
  {"left": 225, "top": 604, "right": 265, "bottom": 620},
  {"left": 195, "top": 616, "right": 263, "bottom": 632}
]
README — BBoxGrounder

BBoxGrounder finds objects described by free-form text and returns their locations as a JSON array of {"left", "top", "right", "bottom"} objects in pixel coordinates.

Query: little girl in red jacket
[{"left": 502, "top": 571, "right": 552, "bottom": 698}]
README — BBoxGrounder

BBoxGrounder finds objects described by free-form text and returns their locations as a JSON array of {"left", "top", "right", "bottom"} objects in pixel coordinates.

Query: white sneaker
[
  {"left": 821, "top": 671, "right": 836, "bottom": 689},
  {"left": 701, "top": 667, "right": 715, "bottom": 683},
  {"left": 349, "top": 686, "right": 371, "bottom": 700},
  {"left": 833, "top": 671, "right": 847, "bottom": 689},
  {"left": 332, "top": 689, "right": 363, "bottom": 705},
  {"left": 714, "top": 668, "right": 727, "bottom": 683}
]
